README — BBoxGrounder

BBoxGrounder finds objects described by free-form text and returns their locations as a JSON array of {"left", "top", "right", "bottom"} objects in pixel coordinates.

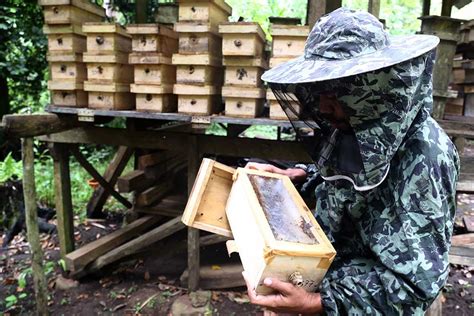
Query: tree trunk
[{"left": 0, "top": 75, "right": 9, "bottom": 120}]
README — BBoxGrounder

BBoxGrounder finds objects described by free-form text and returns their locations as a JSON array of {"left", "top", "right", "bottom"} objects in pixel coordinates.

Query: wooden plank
[
  {"left": 199, "top": 233, "right": 230, "bottom": 246},
  {"left": 129, "top": 52, "right": 172, "bottom": 65},
  {"left": 136, "top": 180, "right": 173, "bottom": 206},
  {"left": 88, "top": 216, "right": 185, "bottom": 272},
  {"left": 65, "top": 215, "right": 161, "bottom": 272},
  {"left": 21, "top": 138, "right": 49, "bottom": 315},
  {"left": 48, "top": 81, "right": 83, "bottom": 91},
  {"left": 219, "top": 22, "right": 266, "bottom": 42},
  {"left": 134, "top": 194, "right": 186, "bottom": 217},
  {"left": 270, "top": 25, "right": 310, "bottom": 37},
  {"left": 138, "top": 151, "right": 170, "bottom": 169},
  {"left": 451, "top": 233, "right": 474, "bottom": 247},
  {"left": 117, "top": 169, "right": 153, "bottom": 193},
  {"left": 82, "top": 22, "right": 131, "bottom": 38},
  {"left": 130, "top": 84, "right": 173, "bottom": 94},
  {"left": 39, "top": 0, "right": 106, "bottom": 17},
  {"left": 174, "top": 84, "right": 219, "bottom": 95},
  {"left": 222, "top": 86, "right": 265, "bottom": 98},
  {"left": 51, "top": 143, "right": 75, "bottom": 257},
  {"left": 39, "top": 127, "right": 312, "bottom": 162},
  {"left": 172, "top": 53, "right": 222, "bottom": 66},
  {"left": 425, "top": 294, "right": 442, "bottom": 316},
  {"left": 83, "top": 52, "right": 129, "bottom": 64},
  {"left": 83, "top": 82, "right": 130, "bottom": 93},
  {"left": 126, "top": 24, "right": 178, "bottom": 38},
  {"left": 83, "top": 146, "right": 134, "bottom": 217}
]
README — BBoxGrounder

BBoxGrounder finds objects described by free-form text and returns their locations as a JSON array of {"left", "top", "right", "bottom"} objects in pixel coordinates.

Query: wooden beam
[
  {"left": 136, "top": 180, "right": 173, "bottom": 206},
  {"left": 134, "top": 194, "right": 187, "bottom": 217},
  {"left": 38, "top": 127, "right": 312, "bottom": 162},
  {"left": 51, "top": 143, "right": 75, "bottom": 257},
  {"left": 84, "top": 146, "right": 134, "bottom": 217},
  {"left": 117, "top": 169, "right": 153, "bottom": 193},
  {"left": 88, "top": 216, "right": 185, "bottom": 272},
  {"left": 65, "top": 215, "right": 161, "bottom": 272},
  {"left": 69, "top": 146, "right": 133, "bottom": 210},
  {"left": 136, "top": 0, "right": 148, "bottom": 23},
  {"left": 22, "top": 138, "right": 49, "bottom": 315},
  {"left": 307, "top": 0, "right": 325, "bottom": 28},
  {"left": 187, "top": 135, "right": 200, "bottom": 291},
  {"left": 422, "top": 0, "right": 431, "bottom": 16},
  {"left": 1, "top": 113, "right": 78, "bottom": 138},
  {"left": 180, "top": 264, "right": 245, "bottom": 290},
  {"left": 368, "top": 0, "right": 381, "bottom": 18}
]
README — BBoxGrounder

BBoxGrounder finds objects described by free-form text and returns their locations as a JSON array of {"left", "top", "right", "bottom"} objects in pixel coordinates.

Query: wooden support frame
[
  {"left": 84, "top": 146, "right": 134, "bottom": 217},
  {"left": 69, "top": 145, "right": 133, "bottom": 210}
]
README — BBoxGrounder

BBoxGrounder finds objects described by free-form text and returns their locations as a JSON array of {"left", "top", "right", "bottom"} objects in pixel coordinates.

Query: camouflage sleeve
[{"left": 317, "top": 134, "right": 459, "bottom": 315}]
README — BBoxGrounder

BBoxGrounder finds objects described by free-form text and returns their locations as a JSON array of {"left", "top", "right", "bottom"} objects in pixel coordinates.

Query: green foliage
[
  {"left": 5, "top": 295, "right": 18, "bottom": 308},
  {"left": 0, "top": 152, "right": 23, "bottom": 183}
]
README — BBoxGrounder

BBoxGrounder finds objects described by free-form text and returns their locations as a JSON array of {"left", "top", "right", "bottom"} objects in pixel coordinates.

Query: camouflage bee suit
[
  {"left": 312, "top": 51, "right": 460, "bottom": 315},
  {"left": 263, "top": 8, "right": 460, "bottom": 315}
]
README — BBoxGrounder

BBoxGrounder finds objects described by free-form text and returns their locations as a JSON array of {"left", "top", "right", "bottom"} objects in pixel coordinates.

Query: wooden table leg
[
  {"left": 51, "top": 143, "right": 75, "bottom": 258},
  {"left": 187, "top": 135, "right": 200, "bottom": 291}
]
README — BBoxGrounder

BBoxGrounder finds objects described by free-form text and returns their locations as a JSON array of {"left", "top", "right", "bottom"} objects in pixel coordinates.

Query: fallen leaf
[
  {"left": 458, "top": 279, "right": 468, "bottom": 286},
  {"left": 211, "top": 265, "right": 221, "bottom": 270}
]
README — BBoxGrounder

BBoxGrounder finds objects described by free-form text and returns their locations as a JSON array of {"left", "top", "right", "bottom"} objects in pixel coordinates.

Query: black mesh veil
[{"left": 268, "top": 82, "right": 364, "bottom": 177}]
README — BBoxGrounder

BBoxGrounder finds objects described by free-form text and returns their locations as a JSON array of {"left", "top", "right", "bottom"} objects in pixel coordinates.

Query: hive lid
[
  {"left": 38, "top": 0, "right": 106, "bottom": 17},
  {"left": 126, "top": 24, "right": 178, "bottom": 39},
  {"left": 219, "top": 22, "right": 266, "bottom": 42},
  {"left": 181, "top": 158, "right": 234, "bottom": 238}
]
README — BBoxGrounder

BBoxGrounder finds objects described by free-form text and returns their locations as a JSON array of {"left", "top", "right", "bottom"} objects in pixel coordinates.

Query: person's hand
[
  {"left": 245, "top": 162, "right": 307, "bottom": 183},
  {"left": 243, "top": 272, "right": 323, "bottom": 314}
]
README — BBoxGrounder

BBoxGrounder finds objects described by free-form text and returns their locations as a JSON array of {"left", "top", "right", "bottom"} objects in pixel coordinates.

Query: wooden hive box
[
  {"left": 219, "top": 22, "right": 266, "bottom": 57},
  {"left": 444, "top": 96, "right": 464, "bottom": 116},
  {"left": 177, "top": 0, "right": 231, "bottom": 25},
  {"left": 39, "top": 0, "right": 105, "bottom": 25},
  {"left": 267, "top": 90, "right": 302, "bottom": 120},
  {"left": 223, "top": 57, "right": 268, "bottom": 87},
  {"left": 174, "top": 84, "right": 222, "bottom": 115},
  {"left": 269, "top": 57, "right": 293, "bottom": 69},
  {"left": 134, "top": 64, "right": 176, "bottom": 85},
  {"left": 182, "top": 159, "right": 336, "bottom": 294},
  {"left": 130, "top": 84, "right": 177, "bottom": 112},
  {"left": 222, "top": 86, "right": 265, "bottom": 118},
  {"left": 83, "top": 52, "right": 132, "bottom": 84},
  {"left": 84, "top": 82, "right": 134, "bottom": 110},
  {"left": 129, "top": 52, "right": 172, "bottom": 65},
  {"left": 44, "top": 24, "right": 86, "bottom": 53},
  {"left": 175, "top": 22, "right": 222, "bottom": 55},
  {"left": 126, "top": 24, "right": 178, "bottom": 55},
  {"left": 83, "top": 23, "right": 132, "bottom": 53},
  {"left": 47, "top": 52, "right": 86, "bottom": 83},
  {"left": 48, "top": 81, "right": 87, "bottom": 107},
  {"left": 172, "top": 54, "right": 223, "bottom": 85},
  {"left": 270, "top": 24, "right": 309, "bottom": 58}
]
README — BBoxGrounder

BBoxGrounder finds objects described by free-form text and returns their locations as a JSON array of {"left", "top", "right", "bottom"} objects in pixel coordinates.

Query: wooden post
[
  {"left": 136, "top": 0, "right": 148, "bottom": 23},
  {"left": 422, "top": 0, "right": 431, "bottom": 16},
  {"left": 187, "top": 136, "right": 200, "bottom": 291},
  {"left": 368, "top": 0, "right": 381, "bottom": 18},
  {"left": 52, "top": 143, "right": 75, "bottom": 258},
  {"left": 22, "top": 138, "right": 49, "bottom": 316},
  {"left": 441, "top": 0, "right": 453, "bottom": 16},
  {"left": 306, "top": 0, "right": 342, "bottom": 29},
  {"left": 425, "top": 294, "right": 442, "bottom": 316}
]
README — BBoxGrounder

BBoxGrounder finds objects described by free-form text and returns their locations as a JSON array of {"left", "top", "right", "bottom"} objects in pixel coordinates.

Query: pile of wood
[
  {"left": 220, "top": 22, "right": 267, "bottom": 118},
  {"left": 446, "top": 20, "right": 474, "bottom": 118},
  {"left": 127, "top": 24, "right": 178, "bottom": 112},
  {"left": 267, "top": 21, "right": 309, "bottom": 120},
  {"left": 39, "top": 0, "right": 105, "bottom": 107},
  {"left": 172, "top": 0, "right": 231, "bottom": 115},
  {"left": 82, "top": 23, "right": 134, "bottom": 110}
]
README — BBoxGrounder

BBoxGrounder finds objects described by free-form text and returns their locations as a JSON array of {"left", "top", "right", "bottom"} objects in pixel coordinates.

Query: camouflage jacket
[{"left": 313, "top": 52, "right": 460, "bottom": 315}]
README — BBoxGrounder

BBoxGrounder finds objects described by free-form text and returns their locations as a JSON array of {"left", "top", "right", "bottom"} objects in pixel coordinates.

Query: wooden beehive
[
  {"left": 182, "top": 159, "right": 336, "bottom": 295},
  {"left": 172, "top": 54, "right": 223, "bottom": 85},
  {"left": 219, "top": 22, "right": 266, "bottom": 56},
  {"left": 48, "top": 81, "right": 87, "bottom": 107},
  {"left": 83, "top": 23, "right": 132, "bottom": 53},
  {"left": 270, "top": 24, "right": 309, "bottom": 58},
  {"left": 130, "top": 84, "right": 176, "bottom": 112},
  {"left": 85, "top": 60, "right": 133, "bottom": 83},
  {"left": 223, "top": 57, "right": 268, "bottom": 87},
  {"left": 84, "top": 82, "right": 134, "bottom": 110},
  {"left": 267, "top": 90, "right": 302, "bottom": 120},
  {"left": 39, "top": 0, "right": 105, "bottom": 25},
  {"left": 177, "top": 0, "right": 231, "bottom": 24},
  {"left": 126, "top": 24, "right": 178, "bottom": 55},
  {"left": 47, "top": 52, "right": 86, "bottom": 82},
  {"left": 174, "top": 22, "right": 222, "bottom": 55},
  {"left": 174, "top": 84, "right": 222, "bottom": 115},
  {"left": 222, "top": 86, "right": 265, "bottom": 118}
]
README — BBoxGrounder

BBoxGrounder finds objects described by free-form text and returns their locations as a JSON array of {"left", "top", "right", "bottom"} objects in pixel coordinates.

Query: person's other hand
[
  {"left": 245, "top": 162, "right": 308, "bottom": 183},
  {"left": 243, "top": 272, "right": 323, "bottom": 314},
  {"left": 245, "top": 162, "right": 284, "bottom": 175}
]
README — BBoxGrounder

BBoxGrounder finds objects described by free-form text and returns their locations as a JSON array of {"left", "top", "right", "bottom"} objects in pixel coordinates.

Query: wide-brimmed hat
[{"left": 261, "top": 7, "right": 439, "bottom": 84}]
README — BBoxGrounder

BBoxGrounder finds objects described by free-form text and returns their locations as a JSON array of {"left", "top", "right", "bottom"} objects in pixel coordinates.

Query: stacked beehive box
[
  {"left": 82, "top": 23, "right": 134, "bottom": 110},
  {"left": 39, "top": 0, "right": 105, "bottom": 107},
  {"left": 127, "top": 24, "right": 178, "bottom": 112},
  {"left": 267, "top": 24, "right": 309, "bottom": 120},
  {"left": 172, "top": 0, "right": 231, "bottom": 115},
  {"left": 219, "top": 22, "right": 267, "bottom": 118}
]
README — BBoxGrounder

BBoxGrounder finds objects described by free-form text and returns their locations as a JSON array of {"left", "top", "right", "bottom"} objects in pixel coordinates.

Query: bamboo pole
[{"left": 22, "top": 137, "right": 49, "bottom": 316}]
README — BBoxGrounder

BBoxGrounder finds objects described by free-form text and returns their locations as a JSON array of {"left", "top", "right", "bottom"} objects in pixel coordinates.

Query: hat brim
[{"left": 261, "top": 34, "right": 439, "bottom": 84}]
